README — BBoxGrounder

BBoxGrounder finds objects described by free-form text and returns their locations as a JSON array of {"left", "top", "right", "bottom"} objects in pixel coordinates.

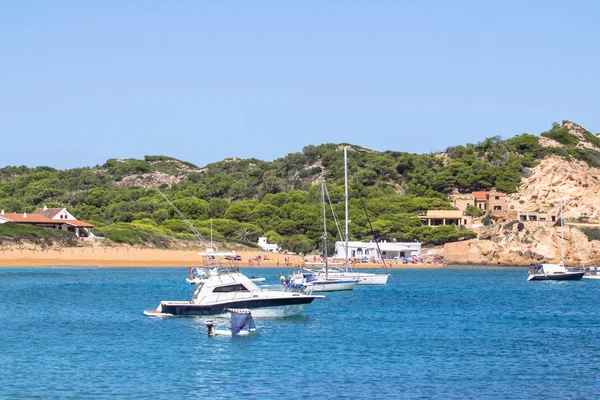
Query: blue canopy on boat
[{"left": 230, "top": 310, "right": 256, "bottom": 335}]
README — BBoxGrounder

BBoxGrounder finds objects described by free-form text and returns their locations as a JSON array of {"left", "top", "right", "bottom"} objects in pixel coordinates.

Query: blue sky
[{"left": 1, "top": 1, "right": 599, "bottom": 169}]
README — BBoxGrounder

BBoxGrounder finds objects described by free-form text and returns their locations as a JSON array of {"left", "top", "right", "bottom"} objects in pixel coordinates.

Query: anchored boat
[
  {"left": 527, "top": 199, "right": 584, "bottom": 282},
  {"left": 206, "top": 309, "right": 258, "bottom": 336},
  {"left": 144, "top": 264, "right": 323, "bottom": 318}
]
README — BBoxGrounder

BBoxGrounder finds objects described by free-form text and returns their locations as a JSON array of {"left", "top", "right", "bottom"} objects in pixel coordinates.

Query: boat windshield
[{"left": 191, "top": 282, "right": 205, "bottom": 299}]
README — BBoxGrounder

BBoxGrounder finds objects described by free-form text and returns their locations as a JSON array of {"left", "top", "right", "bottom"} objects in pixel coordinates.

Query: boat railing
[{"left": 200, "top": 288, "right": 309, "bottom": 305}]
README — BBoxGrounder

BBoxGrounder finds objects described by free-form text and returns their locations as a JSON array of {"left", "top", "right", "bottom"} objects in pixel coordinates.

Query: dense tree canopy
[{"left": 1, "top": 122, "right": 598, "bottom": 253}]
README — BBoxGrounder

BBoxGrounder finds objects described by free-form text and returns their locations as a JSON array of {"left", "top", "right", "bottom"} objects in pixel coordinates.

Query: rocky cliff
[{"left": 444, "top": 122, "right": 600, "bottom": 266}]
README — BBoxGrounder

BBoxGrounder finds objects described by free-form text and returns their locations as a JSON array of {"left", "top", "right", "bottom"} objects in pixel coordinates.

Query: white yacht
[
  {"left": 287, "top": 179, "right": 357, "bottom": 293},
  {"left": 304, "top": 267, "right": 389, "bottom": 285},
  {"left": 527, "top": 263, "right": 585, "bottom": 281},
  {"left": 309, "top": 147, "right": 390, "bottom": 285},
  {"left": 144, "top": 266, "right": 323, "bottom": 318},
  {"left": 527, "top": 200, "right": 584, "bottom": 281},
  {"left": 289, "top": 270, "right": 357, "bottom": 292}
]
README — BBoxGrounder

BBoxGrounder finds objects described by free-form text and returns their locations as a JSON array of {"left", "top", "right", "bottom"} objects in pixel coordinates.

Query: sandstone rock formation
[{"left": 444, "top": 122, "right": 600, "bottom": 266}]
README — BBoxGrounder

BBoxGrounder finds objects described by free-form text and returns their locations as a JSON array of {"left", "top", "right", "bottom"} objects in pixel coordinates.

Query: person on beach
[{"left": 189, "top": 266, "right": 193, "bottom": 279}]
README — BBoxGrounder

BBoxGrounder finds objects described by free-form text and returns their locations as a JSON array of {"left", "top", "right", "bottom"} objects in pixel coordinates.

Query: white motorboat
[
  {"left": 206, "top": 309, "right": 258, "bottom": 336},
  {"left": 144, "top": 265, "right": 323, "bottom": 318},
  {"left": 583, "top": 266, "right": 600, "bottom": 280},
  {"left": 527, "top": 199, "right": 584, "bottom": 282}
]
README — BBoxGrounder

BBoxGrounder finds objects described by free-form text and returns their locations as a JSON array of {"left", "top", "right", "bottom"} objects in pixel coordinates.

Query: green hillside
[{"left": 0, "top": 121, "right": 598, "bottom": 253}]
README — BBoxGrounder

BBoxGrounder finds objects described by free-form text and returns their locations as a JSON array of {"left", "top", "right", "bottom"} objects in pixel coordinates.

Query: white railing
[{"left": 199, "top": 289, "right": 305, "bottom": 305}]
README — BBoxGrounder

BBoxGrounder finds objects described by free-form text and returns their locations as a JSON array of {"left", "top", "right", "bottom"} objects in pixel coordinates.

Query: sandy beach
[{"left": 0, "top": 243, "right": 443, "bottom": 269}]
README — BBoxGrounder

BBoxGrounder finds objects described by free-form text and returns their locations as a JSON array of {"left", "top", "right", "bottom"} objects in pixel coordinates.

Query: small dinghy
[{"left": 206, "top": 309, "right": 258, "bottom": 336}]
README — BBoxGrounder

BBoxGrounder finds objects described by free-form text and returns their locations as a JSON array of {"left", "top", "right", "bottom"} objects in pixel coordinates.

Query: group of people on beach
[{"left": 247, "top": 255, "right": 294, "bottom": 267}]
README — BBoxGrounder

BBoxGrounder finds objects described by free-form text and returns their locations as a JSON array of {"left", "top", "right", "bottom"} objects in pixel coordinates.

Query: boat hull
[
  {"left": 583, "top": 274, "right": 600, "bottom": 280},
  {"left": 305, "top": 269, "right": 389, "bottom": 285},
  {"left": 148, "top": 296, "right": 316, "bottom": 317},
  {"left": 306, "top": 280, "right": 357, "bottom": 292},
  {"left": 527, "top": 271, "right": 585, "bottom": 281},
  {"left": 211, "top": 327, "right": 256, "bottom": 336},
  {"left": 325, "top": 272, "right": 388, "bottom": 285}
]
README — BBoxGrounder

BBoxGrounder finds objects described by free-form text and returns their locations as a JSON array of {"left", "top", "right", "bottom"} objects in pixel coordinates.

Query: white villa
[
  {"left": 258, "top": 237, "right": 279, "bottom": 253},
  {"left": 334, "top": 240, "right": 421, "bottom": 261}
]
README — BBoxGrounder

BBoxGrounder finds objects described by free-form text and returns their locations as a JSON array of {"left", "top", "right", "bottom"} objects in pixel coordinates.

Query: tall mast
[
  {"left": 560, "top": 199, "right": 565, "bottom": 266},
  {"left": 321, "top": 179, "right": 328, "bottom": 278},
  {"left": 210, "top": 219, "right": 213, "bottom": 249},
  {"left": 344, "top": 147, "right": 349, "bottom": 273}
]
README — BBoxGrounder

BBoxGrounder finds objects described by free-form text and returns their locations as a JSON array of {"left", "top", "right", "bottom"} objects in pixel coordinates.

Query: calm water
[{"left": 1, "top": 267, "right": 599, "bottom": 399}]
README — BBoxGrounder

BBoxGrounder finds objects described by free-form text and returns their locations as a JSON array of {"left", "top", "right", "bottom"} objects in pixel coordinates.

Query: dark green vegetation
[
  {"left": 0, "top": 122, "right": 598, "bottom": 253},
  {"left": 581, "top": 228, "right": 600, "bottom": 242},
  {"left": 0, "top": 222, "right": 78, "bottom": 247}
]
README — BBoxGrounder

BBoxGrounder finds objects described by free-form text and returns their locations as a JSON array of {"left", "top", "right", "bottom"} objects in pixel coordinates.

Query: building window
[
  {"left": 529, "top": 215, "right": 537, "bottom": 221},
  {"left": 494, "top": 206, "right": 502, "bottom": 211},
  {"left": 495, "top": 196, "right": 500, "bottom": 200},
  {"left": 520, "top": 215, "right": 527, "bottom": 221}
]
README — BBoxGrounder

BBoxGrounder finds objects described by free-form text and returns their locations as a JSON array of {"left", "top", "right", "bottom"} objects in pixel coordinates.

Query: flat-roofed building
[
  {"left": 421, "top": 210, "right": 466, "bottom": 226},
  {"left": 334, "top": 240, "right": 421, "bottom": 261}
]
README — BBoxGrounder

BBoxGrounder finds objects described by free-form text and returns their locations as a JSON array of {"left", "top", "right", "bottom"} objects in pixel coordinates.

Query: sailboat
[
  {"left": 527, "top": 199, "right": 584, "bottom": 281},
  {"left": 290, "top": 180, "right": 358, "bottom": 292},
  {"left": 305, "top": 147, "right": 390, "bottom": 285}
]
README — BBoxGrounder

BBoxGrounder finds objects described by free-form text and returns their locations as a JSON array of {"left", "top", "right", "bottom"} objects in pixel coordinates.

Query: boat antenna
[
  {"left": 157, "top": 189, "right": 209, "bottom": 247},
  {"left": 350, "top": 170, "right": 389, "bottom": 272},
  {"left": 344, "top": 146, "right": 349, "bottom": 273}
]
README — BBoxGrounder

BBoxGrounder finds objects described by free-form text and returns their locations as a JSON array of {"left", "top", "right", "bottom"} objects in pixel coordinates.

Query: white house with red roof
[{"left": 0, "top": 206, "right": 94, "bottom": 238}]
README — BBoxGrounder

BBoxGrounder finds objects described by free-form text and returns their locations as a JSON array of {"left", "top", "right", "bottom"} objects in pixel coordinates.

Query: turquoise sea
[{"left": 1, "top": 267, "right": 599, "bottom": 399}]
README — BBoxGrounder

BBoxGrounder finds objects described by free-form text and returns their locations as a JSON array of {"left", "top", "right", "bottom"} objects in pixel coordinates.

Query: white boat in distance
[
  {"left": 304, "top": 267, "right": 389, "bottom": 285},
  {"left": 290, "top": 270, "right": 358, "bottom": 292},
  {"left": 289, "top": 179, "right": 358, "bottom": 292},
  {"left": 145, "top": 265, "right": 323, "bottom": 318},
  {"left": 308, "top": 147, "right": 389, "bottom": 285},
  {"left": 583, "top": 266, "right": 600, "bottom": 280},
  {"left": 527, "top": 200, "right": 584, "bottom": 282}
]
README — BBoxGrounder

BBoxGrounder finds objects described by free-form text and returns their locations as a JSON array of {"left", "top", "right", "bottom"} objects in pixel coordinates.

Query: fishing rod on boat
[{"left": 156, "top": 189, "right": 209, "bottom": 247}]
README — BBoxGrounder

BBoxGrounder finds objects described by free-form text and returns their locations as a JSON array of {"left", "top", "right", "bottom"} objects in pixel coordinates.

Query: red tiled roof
[
  {"left": 32, "top": 207, "right": 65, "bottom": 219},
  {"left": 472, "top": 191, "right": 488, "bottom": 200},
  {"left": 0, "top": 212, "right": 94, "bottom": 228},
  {"left": 0, "top": 213, "right": 58, "bottom": 224},
  {"left": 64, "top": 220, "right": 94, "bottom": 228}
]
